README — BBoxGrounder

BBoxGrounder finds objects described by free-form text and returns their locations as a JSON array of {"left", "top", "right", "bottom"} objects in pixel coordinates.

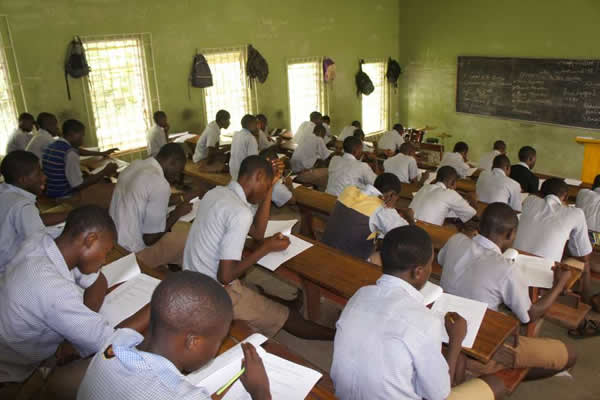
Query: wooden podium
[{"left": 576, "top": 137, "right": 600, "bottom": 183}]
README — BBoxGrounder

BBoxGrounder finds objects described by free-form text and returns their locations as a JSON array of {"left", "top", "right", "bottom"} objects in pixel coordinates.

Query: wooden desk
[{"left": 184, "top": 160, "right": 232, "bottom": 186}]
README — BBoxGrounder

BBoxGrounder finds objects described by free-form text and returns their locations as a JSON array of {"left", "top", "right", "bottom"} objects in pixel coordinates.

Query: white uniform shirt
[
  {"left": 331, "top": 274, "right": 450, "bottom": 400},
  {"left": 515, "top": 195, "right": 592, "bottom": 262},
  {"left": 109, "top": 158, "right": 171, "bottom": 253},
  {"left": 6, "top": 128, "right": 33, "bottom": 153},
  {"left": 290, "top": 134, "right": 332, "bottom": 172},
  {"left": 192, "top": 121, "right": 221, "bottom": 162},
  {"left": 326, "top": 153, "right": 377, "bottom": 197},
  {"left": 77, "top": 329, "right": 210, "bottom": 400},
  {"left": 25, "top": 129, "right": 54, "bottom": 160},
  {"left": 361, "top": 185, "right": 409, "bottom": 237},
  {"left": 475, "top": 168, "right": 522, "bottom": 211},
  {"left": 439, "top": 152, "right": 471, "bottom": 178},
  {"left": 338, "top": 125, "right": 358, "bottom": 141},
  {"left": 0, "top": 183, "right": 46, "bottom": 272},
  {"left": 383, "top": 153, "right": 419, "bottom": 183},
  {"left": 229, "top": 129, "right": 259, "bottom": 180},
  {"left": 576, "top": 188, "right": 600, "bottom": 232},
  {"left": 0, "top": 234, "right": 113, "bottom": 382},
  {"left": 146, "top": 124, "right": 166, "bottom": 157},
  {"left": 438, "top": 234, "right": 532, "bottom": 323},
  {"left": 258, "top": 129, "right": 274, "bottom": 151},
  {"left": 478, "top": 150, "right": 501, "bottom": 171},
  {"left": 377, "top": 130, "right": 404, "bottom": 152},
  {"left": 323, "top": 123, "right": 334, "bottom": 144},
  {"left": 409, "top": 182, "right": 476, "bottom": 225},
  {"left": 294, "top": 121, "right": 315, "bottom": 145}
]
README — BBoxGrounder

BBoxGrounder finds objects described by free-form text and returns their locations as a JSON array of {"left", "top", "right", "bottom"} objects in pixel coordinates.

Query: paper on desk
[
  {"left": 431, "top": 293, "right": 487, "bottom": 348},
  {"left": 169, "top": 131, "right": 189, "bottom": 139},
  {"left": 173, "top": 133, "right": 198, "bottom": 143},
  {"left": 222, "top": 351, "right": 323, "bottom": 400},
  {"left": 257, "top": 235, "right": 313, "bottom": 271},
  {"left": 466, "top": 167, "right": 478, "bottom": 177},
  {"left": 292, "top": 182, "right": 302, "bottom": 189},
  {"left": 99, "top": 274, "right": 160, "bottom": 327},
  {"left": 418, "top": 168, "right": 427, "bottom": 176},
  {"left": 100, "top": 253, "right": 141, "bottom": 288},
  {"left": 515, "top": 254, "right": 554, "bottom": 289},
  {"left": 186, "top": 333, "right": 268, "bottom": 393},
  {"left": 564, "top": 178, "right": 582, "bottom": 187},
  {"left": 424, "top": 173, "right": 436, "bottom": 185},
  {"left": 538, "top": 179, "right": 546, "bottom": 191},
  {"left": 90, "top": 158, "right": 129, "bottom": 174},
  {"left": 420, "top": 281, "right": 443, "bottom": 305},
  {"left": 264, "top": 220, "right": 298, "bottom": 237}
]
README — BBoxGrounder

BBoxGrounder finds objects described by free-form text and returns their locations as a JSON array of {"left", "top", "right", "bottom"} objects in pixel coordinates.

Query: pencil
[{"left": 216, "top": 367, "right": 246, "bottom": 396}]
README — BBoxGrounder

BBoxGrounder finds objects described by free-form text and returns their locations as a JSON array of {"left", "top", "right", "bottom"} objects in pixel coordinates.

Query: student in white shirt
[
  {"left": 439, "top": 203, "right": 577, "bottom": 378},
  {"left": 5, "top": 113, "right": 35, "bottom": 154},
  {"left": 259, "top": 147, "right": 295, "bottom": 206},
  {"left": 377, "top": 123, "right": 405, "bottom": 156},
  {"left": 383, "top": 142, "right": 427, "bottom": 184},
  {"left": 439, "top": 141, "right": 474, "bottom": 178},
  {"left": 26, "top": 112, "right": 59, "bottom": 159},
  {"left": 322, "top": 115, "right": 335, "bottom": 144},
  {"left": 256, "top": 114, "right": 276, "bottom": 151},
  {"left": 410, "top": 166, "right": 477, "bottom": 226},
  {"left": 294, "top": 111, "right": 322, "bottom": 145},
  {"left": 77, "top": 271, "right": 271, "bottom": 400},
  {"left": 326, "top": 136, "right": 377, "bottom": 197},
  {"left": 183, "top": 155, "right": 334, "bottom": 340},
  {"left": 0, "top": 206, "right": 149, "bottom": 400},
  {"left": 110, "top": 143, "right": 198, "bottom": 269},
  {"left": 331, "top": 225, "right": 504, "bottom": 400},
  {"left": 353, "top": 128, "right": 376, "bottom": 155},
  {"left": 291, "top": 124, "right": 332, "bottom": 188},
  {"left": 475, "top": 154, "right": 522, "bottom": 211},
  {"left": 146, "top": 111, "right": 169, "bottom": 158},
  {"left": 514, "top": 178, "right": 593, "bottom": 302},
  {"left": 575, "top": 174, "right": 600, "bottom": 233},
  {"left": 338, "top": 120, "right": 361, "bottom": 142},
  {"left": 478, "top": 140, "right": 506, "bottom": 171},
  {"left": 192, "top": 109, "right": 230, "bottom": 171}
]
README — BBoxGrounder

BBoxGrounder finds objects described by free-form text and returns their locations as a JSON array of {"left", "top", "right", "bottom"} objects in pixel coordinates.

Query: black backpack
[
  {"left": 64, "top": 36, "right": 90, "bottom": 100},
  {"left": 386, "top": 57, "right": 402, "bottom": 88},
  {"left": 246, "top": 45, "right": 269, "bottom": 83},
  {"left": 355, "top": 59, "right": 374, "bottom": 96},
  {"left": 190, "top": 53, "right": 213, "bottom": 88}
]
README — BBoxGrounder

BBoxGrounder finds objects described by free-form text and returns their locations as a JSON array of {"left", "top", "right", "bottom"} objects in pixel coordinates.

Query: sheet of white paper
[
  {"left": 538, "top": 178, "right": 546, "bottom": 191},
  {"left": 264, "top": 220, "right": 298, "bottom": 237},
  {"left": 257, "top": 235, "right": 313, "bottom": 271},
  {"left": 515, "top": 254, "right": 554, "bottom": 288},
  {"left": 564, "top": 178, "right": 582, "bottom": 187},
  {"left": 169, "top": 131, "right": 189, "bottom": 139},
  {"left": 173, "top": 133, "right": 198, "bottom": 143},
  {"left": 292, "top": 182, "right": 302, "bottom": 189},
  {"left": 466, "top": 167, "right": 478, "bottom": 177},
  {"left": 222, "top": 352, "right": 322, "bottom": 400},
  {"left": 99, "top": 274, "right": 160, "bottom": 327},
  {"left": 431, "top": 293, "right": 487, "bottom": 348},
  {"left": 420, "top": 281, "right": 443, "bottom": 305},
  {"left": 418, "top": 168, "right": 427, "bottom": 176},
  {"left": 100, "top": 253, "right": 141, "bottom": 288},
  {"left": 179, "top": 197, "right": 201, "bottom": 223},
  {"left": 90, "top": 158, "right": 129, "bottom": 174},
  {"left": 46, "top": 222, "right": 65, "bottom": 238}
]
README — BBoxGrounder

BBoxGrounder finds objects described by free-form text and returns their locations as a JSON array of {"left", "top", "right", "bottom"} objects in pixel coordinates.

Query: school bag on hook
[
  {"left": 355, "top": 59, "right": 374, "bottom": 96},
  {"left": 386, "top": 57, "right": 402, "bottom": 88},
  {"left": 64, "top": 36, "right": 90, "bottom": 100},
  {"left": 246, "top": 44, "right": 269, "bottom": 84}
]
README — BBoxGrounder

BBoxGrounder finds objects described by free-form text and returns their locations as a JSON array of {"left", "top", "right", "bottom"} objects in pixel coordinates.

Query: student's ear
[
  {"left": 185, "top": 333, "right": 201, "bottom": 352},
  {"left": 83, "top": 232, "right": 99, "bottom": 249}
]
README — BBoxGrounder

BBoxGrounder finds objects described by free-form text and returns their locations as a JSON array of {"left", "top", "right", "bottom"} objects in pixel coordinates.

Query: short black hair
[
  {"left": 18, "top": 112, "right": 35, "bottom": 122},
  {"left": 0, "top": 150, "right": 40, "bottom": 184},
  {"left": 593, "top": 174, "right": 600, "bottom": 190},
  {"left": 153, "top": 111, "right": 166, "bottom": 123},
  {"left": 256, "top": 114, "right": 267, "bottom": 123},
  {"left": 309, "top": 111, "right": 322, "bottom": 122},
  {"left": 436, "top": 165, "right": 458, "bottom": 184},
  {"left": 493, "top": 140, "right": 506, "bottom": 151},
  {"left": 353, "top": 129, "right": 365, "bottom": 140},
  {"left": 238, "top": 155, "right": 274, "bottom": 180},
  {"left": 62, "top": 205, "right": 117, "bottom": 240},
  {"left": 258, "top": 146, "right": 278, "bottom": 162},
  {"left": 351, "top": 120, "right": 361, "bottom": 128},
  {"left": 313, "top": 124, "right": 326, "bottom": 136},
  {"left": 479, "top": 202, "right": 518, "bottom": 237},
  {"left": 399, "top": 142, "right": 414, "bottom": 154},
  {"left": 150, "top": 271, "right": 233, "bottom": 336},
  {"left": 215, "top": 109, "right": 230, "bottom": 122},
  {"left": 322, "top": 115, "right": 331, "bottom": 123},
  {"left": 343, "top": 136, "right": 362, "bottom": 154},
  {"left": 518, "top": 146, "right": 536, "bottom": 162},
  {"left": 492, "top": 154, "right": 510, "bottom": 170},
  {"left": 541, "top": 177, "right": 568, "bottom": 198},
  {"left": 393, "top": 123, "right": 404, "bottom": 132},
  {"left": 381, "top": 226, "right": 433, "bottom": 275},
  {"left": 156, "top": 143, "right": 186, "bottom": 164},
  {"left": 241, "top": 114, "right": 257, "bottom": 129},
  {"left": 453, "top": 141, "right": 469, "bottom": 153},
  {"left": 36, "top": 112, "right": 56, "bottom": 129},
  {"left": 62, "top": 119, "right": 85, "bottom": 136},
  {"left": 374, "top": 173, "right": 402, "bottom": 194}
]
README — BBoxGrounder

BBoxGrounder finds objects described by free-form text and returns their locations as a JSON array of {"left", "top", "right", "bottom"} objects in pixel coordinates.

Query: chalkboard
[{"left": 456, "top": 56, "right": 600, "bottom": 129}]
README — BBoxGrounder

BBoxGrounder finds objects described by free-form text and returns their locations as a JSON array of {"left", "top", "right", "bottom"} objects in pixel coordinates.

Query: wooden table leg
[{"left": 302, "top": 279, "right": 322, "bottom": 321}]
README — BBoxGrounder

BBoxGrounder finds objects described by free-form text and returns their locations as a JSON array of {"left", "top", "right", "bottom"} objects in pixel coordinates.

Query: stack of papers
[
  {"left": 168, "top": 197, "right": 201, "bottom": 223},
  {"left": 100, "top": 253, "right": 141, "bottom": 287},
  {"left": 431, "top": 293, "right": 487, "bottom": 348},
  {"left": 420, "top": 281, "right": 443, "bottom": 305},
  {"left": 99, "top": 273, "right": 160, "bottom": 326}
]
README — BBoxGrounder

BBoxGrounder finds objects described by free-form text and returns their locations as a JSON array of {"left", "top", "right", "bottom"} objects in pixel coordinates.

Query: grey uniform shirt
[
  {"left": 575, "top": 187, "right": 600, "bottom": 232},
  {"left": 25, "top": 129, "right": 55, "bottom": 160},
  {"left": 383, "top": 153, "right": 419, "bottom": 183},
  {"left": 475, "top": 168, "right": 522, "bottom": 211},
  {"left": 193, "top": 121, "right": 221, "bottom": 162},
  {"left": 409, "top": 182, "right": 476, "bottom": 226},
  {"left": 326, "top": 153, "right": 377, "bottom": 197},
  {"left": 6, "top": 128, "right": 33, "bottom": 153},
  {"left": 439, "top": 152, "right": 471, "bottom": 178},
  {"left": 146, "top": 124, "right": 167, "bottom": 157},
  {"left": 377, "top": 130, "right": 404, "bottom": 152},
  {"left": 290, "top": 134, "right": 332, "bottom": 173},
  {"left": 229, "top": 129, "right": 259, "bottom": 180},
  {"left": 478, "top": 150, "right": 501, "bottom": 171},
  {"left": 294, "top": 121, "right": 315, "bottom": 145}
]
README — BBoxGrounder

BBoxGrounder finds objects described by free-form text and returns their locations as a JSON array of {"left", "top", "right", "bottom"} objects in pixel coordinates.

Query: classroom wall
[
  {"left": 0, "top": 0, "right": 401, "bottom": 148},
  {"left": 397, "top": 0, "right": 600, "bottom": 179}
]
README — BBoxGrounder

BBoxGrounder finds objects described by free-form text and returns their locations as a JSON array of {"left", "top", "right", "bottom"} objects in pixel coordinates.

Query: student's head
[
  {"left": 343, "top": 136, "right": 363, "bottom": 158},
  {"left": 351, "top": 120, "right": 361, "bottom": 129},
  {"left": 453, "top": 141, "right": 469, "bottom": 157},
  {"left": 238, "top": 155, "right": 274, "bottom": 204},
  {"left": 381, "top": 226, "right": 433, "bottom": 290},
  {"left": 322, "top": 115, "right": 331, "bottom": 125},
  {"left": 156, "top": 143, "right": 187, "bottom": 184},
  {"left": 479, "top": 202, "right": 519, "bottom": 251},
  {"left": 37, "top": 112, "right": 59, "bottom": 135},
  {"left": 18, "top": 113, "right": 35, "bottom": 132},
  {"left": 493, "top": 140, "right": 506, "bottom": 154},
  {"left": 399, "top": 142, "right": 416, "bottom": 156},
  {"left": 60, "top": 205, "right": 117, "bottom": 274},
  {"left": 258, "top": 147, "right": 278, "bottom": 163},
  {"left": 540, "top": 178, "right": 568, "bottom": 202},
  {"left": 518, "top": 146, "right": 536, "bottom": 169},
  {"left": 492, "top": 154, "right": 511, "bottom": 175},
  {"left": 153, "top": 111, "right": 168, "bottom": 127},
  {"left": 309, "top": 111, "right": 323, "bottom": 125},
  {"left": 593, "top": 174, "right": 600, "bottom": 190},
  {"left": 62, "top": 119, "right": 86, "bottom": 148},
  {"left": 393, "top": 123, "right": 404, "bottom": 134},
  {"left": 353, "top": 129, "right": 365, "bottom": 141},
  {"left": 313, "top": 124, "right": 326, "bottom": 138},
  {"left": 436, "top": 166, "right": 458, "bottom": 189},
  {"left": 241, "top": 114, "right": 258, "bottom": 134},
  {"left": 215, "top": 109, "right": 231, "bottom": 129},
  {"left": 256, "top": 114, "right": 268, "bottom": 130},
  {"left": 0, "top": 150, "right": 46, "bottom": 195},
  {"left": 374, "top": 173, "right": 401, "bottom": 206},
  {"left": 149, "top": 271, "right": 233, "bottom": 372}
]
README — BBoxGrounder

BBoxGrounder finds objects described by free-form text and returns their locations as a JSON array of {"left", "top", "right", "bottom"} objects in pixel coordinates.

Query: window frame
[
  {"left": 286, "top": 57, "right": 329, "bottom": 133},
  {"left": 360, "top": 58, "right": 390, "bottom": 136}
]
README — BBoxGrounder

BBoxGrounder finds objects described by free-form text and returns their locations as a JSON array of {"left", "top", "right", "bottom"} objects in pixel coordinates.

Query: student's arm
[
  {"left": 75, "top": 163, "right": 118, "bottom": 191},
  {"left": 83, "top": 273, "right": 108, "bottom": 312},
  {"left": 248, "top": 185, "right": 274, "bottom": 240},
  {"left": 206, "top": 129, "right": 222, "bottom": 164},
  {"left": 142, "top": 202, "right": 192, "bottom": 246},
  {"left": 116, "top": 303, "right": 150, "bottom": 334},
  {"left": 240, "top": 343, "right": 272, "bottom": 400},
  {"left": 444, "top": 312, "right": 467, "bottom": 386},
  {"left": 79, "top": 147, "right": 119, "bottom": 157},
  {"left": 453, "top": 193, "right": 477, "bottom": 222},
  {"left": 528, "top": 266, "right": 571, "bottom": 322}
]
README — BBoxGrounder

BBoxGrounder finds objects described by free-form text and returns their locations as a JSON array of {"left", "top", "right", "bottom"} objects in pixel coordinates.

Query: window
[
  {"left": 83, "top": 34, "right": 157, "bottom": 151},
  {"left": 203, "top": 48, "right": 253, "bottom": 134},
  {"left": 361, "top": 61, "right": 389, "bottom": 135},
  {"left": 287, "top": 59, "right": 327, "bottom": 134}
]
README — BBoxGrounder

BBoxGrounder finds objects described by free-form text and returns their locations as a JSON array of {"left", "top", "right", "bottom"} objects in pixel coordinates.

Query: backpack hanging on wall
[
  {"left": 190, "top": 53, "right": 213, "bottom": 88},
  {"left": 246, "top": 44, "right": 269, "bottom": 83},
  {"left": 355, "top": 59, "right": 374, "bottom": 96},
  {"left": 323, "top": 58, "right": 336, "bottom": 82},
  {"left": 386, "top": 57, "right": 402, "bottom": 88},
  {"left": 64, "top": 36, "right": 90, "bottom": 100}
]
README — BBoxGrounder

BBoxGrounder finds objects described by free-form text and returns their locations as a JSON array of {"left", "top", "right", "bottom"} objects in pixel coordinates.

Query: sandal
[{"left": 568, "top": 320, "right": 600, "bottom": 340}]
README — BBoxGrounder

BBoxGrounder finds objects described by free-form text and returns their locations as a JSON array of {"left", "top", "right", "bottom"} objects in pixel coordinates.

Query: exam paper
[
  {"left": 515, "top": 254, "right": 554, "bottom": 289},
  {"left": 173, "top": 133, "right": 198, "bottom": 143},
  {"left": 168, "top": 197, "right": 201, "bottom": 223},
  {"left": 99, "top": 274, "right": 160, "bottom": 327},
  {"left": 264, "top": 220, "right": 298, "bottom": 237},
  {"left": 420, "top": 281, "right": 443, "bottom": 305},
  {"left": 257, "top": 235, "right": 313, "bottom": 271},
  {"left": 431, "top": 293, "right": 487, "bottom": 348},
  {"left": 466, "top": 167, "right": 478, "bottom": 177},
  {"left": 100, "top": 253, "right": 141, "bottom": 288},
  {"left": 564, "top": 178, "right": 582, "bottom": 187},
  {"left": 90, "top": 158, "right": 129, "bottom": 174}
]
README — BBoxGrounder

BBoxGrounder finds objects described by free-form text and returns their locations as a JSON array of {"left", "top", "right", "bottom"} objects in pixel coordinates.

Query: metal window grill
[
  {"left": 361, "top": 60, "right": 390, "bottom": 135},
  {"left": 287, "top": 57, "right": 327, "bottom": 134}
]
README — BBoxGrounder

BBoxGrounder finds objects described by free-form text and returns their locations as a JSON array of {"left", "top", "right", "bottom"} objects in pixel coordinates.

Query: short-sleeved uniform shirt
[
  {"left": 575, "top": 187, "right": 600, "bottom": 232},
  {"left": 377, "top": 130, "right": 404, "bottom": 152},
  {"left": 193, "top": 121, "right": 221, "bottom": 162},
  {"left": 294, "top": 121, "right": 315, "bottom": 145},
  {"left": 109, "top": 158, "right": 171, "bottom": 253},
  {"left": 478, "top": 150, "right": 501, "bottom": 171},
  {"left": 409, "top": 182, "right": 476, "bottom": 226},
  {"left": 338, "top": 126, "right": 358, "bottom": 142},
  {"left": 476, "top": 168, "right": 522, "bottom": 211},
  {"left": 326, "top": 153, "right": 377, "bottom": 197},
  {"left": 6, "top": 128, "right": 33, "bottom": 154},
  {"left": 258, "top": 130, "right": 274, "bottom": 151},
  {"left": 290, "top": 134, "right": 332, "bottom": 173},
  {"left": 383, "top": 153, "right": 419, "bottom": 183},
  {"left": 25, "top": 129, "right": 55, "bottom": 160},
  {"left": 439, "top": 152, "right": 471, "bottom": 178},
  {"left": 229, "top": 129, "right": 259, "bottom": 181},
  {"left": 146, "top": 124, "right": 166, "bottom": 157}
]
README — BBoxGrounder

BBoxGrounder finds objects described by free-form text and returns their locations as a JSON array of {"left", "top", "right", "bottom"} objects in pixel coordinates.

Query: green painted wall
[
  {"left": 398, "top": 0, "right": 600, "bottom": 179},
  {"left": 0, "top": 0, "right": 401, "bottom": 148}
]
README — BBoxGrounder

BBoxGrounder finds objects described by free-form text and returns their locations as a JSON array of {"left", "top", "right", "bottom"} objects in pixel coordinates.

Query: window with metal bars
[
  {"left": 82, "top": 34, "right": 157, "bottom": 151},
  {"left": 287, "top": 59, "right": 327, "bottom": 134},
  {"left": 361, "top": 61, "right": 389, "bottom": 135}
]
